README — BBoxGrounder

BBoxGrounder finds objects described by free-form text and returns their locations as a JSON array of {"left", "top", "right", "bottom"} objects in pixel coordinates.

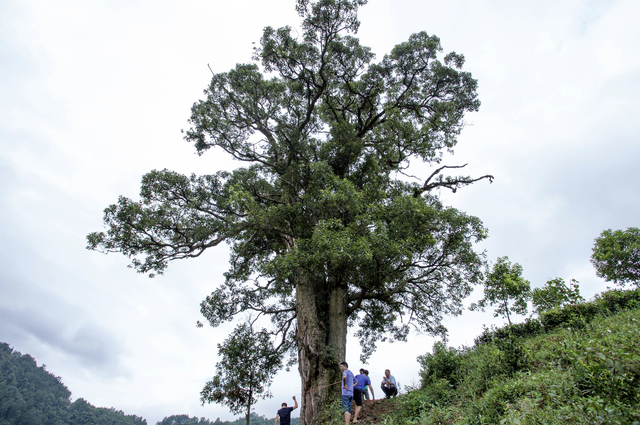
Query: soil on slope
[{"left": 349, "top": 397, "right": 399, "bottom": 425}]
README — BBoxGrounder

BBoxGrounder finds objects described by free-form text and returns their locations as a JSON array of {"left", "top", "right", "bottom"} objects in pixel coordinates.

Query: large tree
[{"left": 87, "top": 0, "right": 492, "bottom": 423}]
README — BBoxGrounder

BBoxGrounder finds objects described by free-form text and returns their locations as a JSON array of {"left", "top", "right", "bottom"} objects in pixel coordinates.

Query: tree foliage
[
  {"left": 591, "top": 227, "right": 640, "bottom": 288},
  {"left": 200, "top": 323, "right": 281, "bottom": 425},
  {"left": 532, "top": 278, "right": 583, "bottom": 315},
  {"left": 156, "top": 413, "right": 292, "bottom": 425},
  {"left": 471, "top": 256, "right": 531, "bottom": 325},
  {"left": 156, "top": 415, "right": 219, "bottom": 425},
  {"left": 87, "top": 1, "right": 492, "bottom": 422}
]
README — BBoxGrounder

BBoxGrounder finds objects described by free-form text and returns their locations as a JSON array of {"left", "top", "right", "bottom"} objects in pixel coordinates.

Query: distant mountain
[
  {"left": 0, "top": 342, "right": 146, "bottom": 425},
  {"left": 156, "top": 413, "right": 299, "bottom": 425}
]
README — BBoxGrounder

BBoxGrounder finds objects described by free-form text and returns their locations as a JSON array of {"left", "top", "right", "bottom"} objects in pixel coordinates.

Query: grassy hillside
[{"left": 378, "top": 288, "right": 640, "bottom": 425}]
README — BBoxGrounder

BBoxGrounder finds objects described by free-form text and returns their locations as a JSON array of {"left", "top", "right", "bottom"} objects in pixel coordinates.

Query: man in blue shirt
[
  {"left": 275, "top": 395, "right": 297, "bottom": 425},
  {"left": 340, "top": 361, "right": 354, "bottom": 425},
  {"left": 352, "top": 368, "right": 375, "bottom": 423},
  {"left": 380, "top": 369, "right": 398, "bottom": 398},
  {"left": 362, "top": 369, "right": 371, "bottom": 400}
]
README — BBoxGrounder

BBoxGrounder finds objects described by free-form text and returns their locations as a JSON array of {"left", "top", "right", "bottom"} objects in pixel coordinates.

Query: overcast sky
[{"left": 1, "top": 0, "right": 639, "bottom": 423}]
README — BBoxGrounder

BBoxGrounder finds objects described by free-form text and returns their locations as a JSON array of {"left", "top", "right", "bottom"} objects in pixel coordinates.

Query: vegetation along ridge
[{"left": 371, "top": 287, "right": 640, "bottom": 425}]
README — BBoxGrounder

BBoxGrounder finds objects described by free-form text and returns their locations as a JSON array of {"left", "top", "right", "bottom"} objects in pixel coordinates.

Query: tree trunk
[
  {"left": 296, "top": 276, "right": 348, "bottom": 425},
  {"left": 504, "top": 300, "right": 512, "bottom": 325},
  {"left": 246, "top": 385, "right": 252, "bottom": 425}
]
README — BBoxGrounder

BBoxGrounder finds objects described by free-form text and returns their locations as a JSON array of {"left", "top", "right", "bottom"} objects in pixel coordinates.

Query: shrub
[
  {"left": 396, "top": 288, "right": 640, "bottom": 425},
  {"left": 494, "top": 330, "right": 529, "bottom": 376},
  {"left": 466, "top": 369, "right": 578, "bottom": 425},
  {"left": 476, "top": 287, "right": 640, "bottom": 347},
  {"left": 555, "top": 309, "right": 640, "bottom": 406},
  {"left": 474, "top": 318, "right": 543, "bottom": 346},
  {"left": 456, "top": 343, "right": 504, "bottom": 397},
  {"left": 594, "top": 287, "right": 640, "bottom": 312},
  {"left": 417, "top": 405, "right": 461, "bottom": 425},
  {"left": 539, "top": 302, "right": 599, "bottom": 330},
  {"left": 395, "top": 380, "right": 453, "bottom": 422},
  {"left": 418, "top": 342, "right": 462, "bottom": 389},
  {"left": 319, "top": 397, "right": 345, "bottom": 425}
]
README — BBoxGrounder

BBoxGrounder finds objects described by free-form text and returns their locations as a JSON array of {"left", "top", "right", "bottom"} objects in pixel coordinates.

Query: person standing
[
  {"left": 275, "top": 396, "right": 298, "bottom": 425},
  {"left": 352, "top": 368, "right": 374, "bottom": 423},
  {"left": 362, "top": 369, "right": 370, "bottom": 400},
  {"left": 380, "top": 369, "right": 398, "bottom": 398},
  {"left": 340, "top": 362, "right": 355, "bottom": 425}
]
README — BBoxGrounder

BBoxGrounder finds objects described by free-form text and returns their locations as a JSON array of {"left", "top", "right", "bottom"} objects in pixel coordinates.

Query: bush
[
  {"left": 418, "top": 342, "right": 462, "bottom": 389},
  {"left": 474, "top": 318, "right": 543, "bottom": 346},
  {"left": 476, "top": 287, "right": 640, "bottom": 347},
  {"left": 539, "top": 302, "right": 598, "bottom": 330},
  {"left": 555, "top": 309, "right": 640, "bottom": 406},
  {"left": 388, "top": 288, "right": 640, "bottom": 425},
  {"left": 594, "top": 287, "right": 640, "bottom": 312},
  {"left": 456, "top": 343, "right": 504, "bottom": 397},
  {"left": 418, "top": 405, "right": 461, "bottom": 425},
  {"left": 494, "top": 331, "right": 529, "bottom": 376},
  {"left": 319, "top": 397, "right": 346, "bottom": 425}
]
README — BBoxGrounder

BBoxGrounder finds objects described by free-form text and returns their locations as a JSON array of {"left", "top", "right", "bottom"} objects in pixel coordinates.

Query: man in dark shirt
[
  {"left": 352, "top": 368, "right": 375, "bottom": 423},
  {"left": 275, "top": 395, "right": 298, "bottom": 425}
]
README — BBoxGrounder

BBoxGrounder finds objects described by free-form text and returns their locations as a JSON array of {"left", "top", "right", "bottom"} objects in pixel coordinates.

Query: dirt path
[{"left": 350, "top": 398, "right": 398, "bottom": 425}]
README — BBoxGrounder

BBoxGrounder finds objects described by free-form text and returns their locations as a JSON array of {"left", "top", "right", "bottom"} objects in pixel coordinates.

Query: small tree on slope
[
  {"left": 200, "top": 322, "right": 281, "bottom": 425},
  {"left": 471, "top": 256, "right": 531, "bottom": 325}
]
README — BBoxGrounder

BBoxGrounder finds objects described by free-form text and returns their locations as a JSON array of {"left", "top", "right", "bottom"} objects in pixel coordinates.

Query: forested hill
[
  {"left": 0, "top": 342, "right": 146, "bottom": 425},
  {"left": 156, "top": 413, "right": 299, "bottom": 425}
]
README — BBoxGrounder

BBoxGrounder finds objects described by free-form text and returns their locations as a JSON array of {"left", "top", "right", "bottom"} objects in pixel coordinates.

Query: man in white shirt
[{"left": 380, "top": 369, "right": 398, "bottom": 398}]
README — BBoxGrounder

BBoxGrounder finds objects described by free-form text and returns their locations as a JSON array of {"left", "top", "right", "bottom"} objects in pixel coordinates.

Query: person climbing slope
[{"left": 352, "top": 368, "right": 374, "bottom": 423}]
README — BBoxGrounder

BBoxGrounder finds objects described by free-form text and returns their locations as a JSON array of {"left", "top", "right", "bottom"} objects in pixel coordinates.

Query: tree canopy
[
  {"left": 532, "top": 277, "right": 583, "bottom": 315},
  {"left": 591, "top": 227, "right": 640, "bottom": 288},
  {"left": 87, "top": 1, "right": 492, "bottom": 423},
  {"left": 156, "top": 413, "right": 295, "bottom": 425}
]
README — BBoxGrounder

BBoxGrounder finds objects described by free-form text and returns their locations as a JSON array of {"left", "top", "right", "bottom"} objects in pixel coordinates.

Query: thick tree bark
[{"left": 296, "top": 276, "right": 348, "bottom": 425}]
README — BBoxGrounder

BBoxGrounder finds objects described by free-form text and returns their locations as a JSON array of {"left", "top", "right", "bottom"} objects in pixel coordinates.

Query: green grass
[{"left": 379, "top": 291, "right": 640, "bottom": 425}]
